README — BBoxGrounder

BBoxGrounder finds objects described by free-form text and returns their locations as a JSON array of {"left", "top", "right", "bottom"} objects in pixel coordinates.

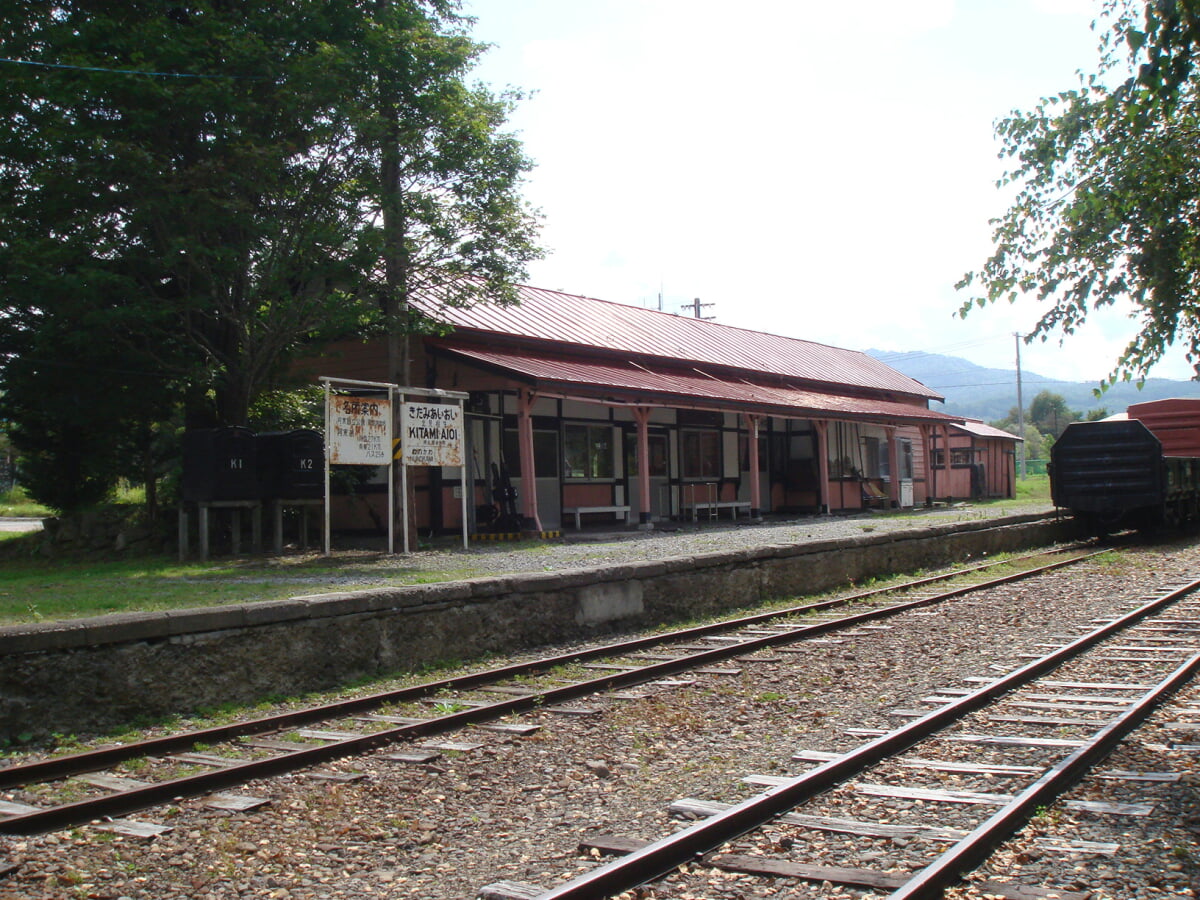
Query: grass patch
[
  {"left": 0, "top": 486, "right": 51, "bottom": 518},
  {"left": 1014, "top": 473, "right": 1051, "bottom": 503},
  {"left": 0, "top": 553, "right": 498, "bottom": 625},
  {"left": 0, "top": 493, "right": 1055, "bottom": 625},
  {"left": 1, "top": 558, "right": 302, "bottom": 623},
  {"left": 862, "top": 477, "right": 1052, "bottom": 521}
]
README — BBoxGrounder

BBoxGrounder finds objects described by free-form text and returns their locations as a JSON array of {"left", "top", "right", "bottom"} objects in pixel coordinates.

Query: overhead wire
[{"left": 0, "top": 57, "right": 266, "bottom": 80}]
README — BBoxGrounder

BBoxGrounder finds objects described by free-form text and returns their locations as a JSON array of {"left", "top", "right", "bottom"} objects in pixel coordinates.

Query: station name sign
[
  {"left": 401, "top": 402, "right": 463, "bottom": 466},
  {"left": 328, "top": 395, "right": 391, "bottom": 465}
]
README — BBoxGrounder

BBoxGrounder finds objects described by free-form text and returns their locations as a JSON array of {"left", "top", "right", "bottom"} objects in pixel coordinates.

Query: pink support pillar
[
  {"left": 885, "top": 425, "right": 900, "bottom": 508},
  {"left": 919, "top": 424, "right": 934, "bottom": 506},
  {"left": 941, "top": 423, "right": 952, "bottom": 503},
  {"left": 517, "top": 388, "right": 542, "bottom": 532},
  {"left": 744, "top": 414, "right": 762, "bottom": 519},
  {"left": 633, "top": 407, "right": 653, "bottom": 528},
  {"left": 814, "top": 420, "right": 831, "bottom": 514}
]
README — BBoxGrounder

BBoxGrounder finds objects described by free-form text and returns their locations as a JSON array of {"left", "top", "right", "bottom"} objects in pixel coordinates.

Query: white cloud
[
  {"left": 465, "top": 0, "right": 1197, "bottom": 385},
  {"left": 845, "top": 0, "right": 958, "bottom": 35},
  {"left": 1030, "top": 0, "right": 1101, "bottom": 15}
]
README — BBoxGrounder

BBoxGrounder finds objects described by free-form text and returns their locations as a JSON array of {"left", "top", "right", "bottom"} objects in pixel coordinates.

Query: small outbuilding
[
  {"left": 928, "top": 419, "right": 1022, "bottom": 501},
  {"left": 317, "top": 284, "right": 977, "bottom": 533}
]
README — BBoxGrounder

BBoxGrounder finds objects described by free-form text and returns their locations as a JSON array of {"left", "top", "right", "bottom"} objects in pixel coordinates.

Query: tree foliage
[
  {"left": 0, "top": 0, "right": 541, "bottom": 511},
  {"left": 990, "top": 409, "right": 1046, "bottom": 460},
  {"left": 989, "top": 389, "right": 1083, "bottom": 457},
  {"left": 957, "top": 0, "right": 1200, "bottom": 385},
  {"left": 1029, "top": 389, "right": 1082, "bottom": 439}
]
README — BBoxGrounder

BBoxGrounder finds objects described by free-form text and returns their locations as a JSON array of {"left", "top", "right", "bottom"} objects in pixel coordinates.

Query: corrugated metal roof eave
[
  {"left": 412, "top": 282, "right": 944, "bottom": 402},
  {"left": 431, "top": 343, "right": 963, "bottom": 426},
  {"left": 435, "top": 330, "right": 944, "bottom": 406}
]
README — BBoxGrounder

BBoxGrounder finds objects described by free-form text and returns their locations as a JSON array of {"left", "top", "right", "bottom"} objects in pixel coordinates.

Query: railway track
[
  {"left": 0, "top": 547, "right": 1094, "bottom": 840},
  {"left": 478, "top": 573, "right": 1200, "bottom": 899}
]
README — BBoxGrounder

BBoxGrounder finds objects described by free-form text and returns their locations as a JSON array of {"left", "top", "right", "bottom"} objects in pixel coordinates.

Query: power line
[
  {"left": 928, "top": 378, "right": 1080, "bottom": 390},
  {"left": 0, "top": 57, "right": 266, "bottom": 80}
]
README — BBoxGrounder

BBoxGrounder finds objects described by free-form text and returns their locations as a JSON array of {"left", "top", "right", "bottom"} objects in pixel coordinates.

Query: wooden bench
[
  {"left": 562, "top": 505, "right": 630, "bottom": 529},
  {"left": 684, "top": 500, "right": 752, "bottom": 522}
]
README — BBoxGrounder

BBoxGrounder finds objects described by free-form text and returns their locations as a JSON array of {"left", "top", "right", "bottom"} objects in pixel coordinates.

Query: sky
[{"left": 459, "top": 0, "right": 1200, "bottom": 388}]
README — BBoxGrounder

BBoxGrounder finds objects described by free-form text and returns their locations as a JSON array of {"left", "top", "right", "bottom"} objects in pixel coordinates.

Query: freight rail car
[{"left": 1049, "top": 419, "right": 1200, "bottom": 534}]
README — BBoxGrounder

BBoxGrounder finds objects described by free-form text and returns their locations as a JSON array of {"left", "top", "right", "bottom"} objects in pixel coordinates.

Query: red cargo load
[{"left": 1127, "top": 398, "right": 1200, "bottom": 457}]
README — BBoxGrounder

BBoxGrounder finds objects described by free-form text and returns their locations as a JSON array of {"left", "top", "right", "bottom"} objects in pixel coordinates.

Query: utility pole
[
  {"left": 1015, "top": 332, "right": 1026, "bottom": 480},
  {"left": 682, "top": 297, "right": 714, "bottom": 319}
]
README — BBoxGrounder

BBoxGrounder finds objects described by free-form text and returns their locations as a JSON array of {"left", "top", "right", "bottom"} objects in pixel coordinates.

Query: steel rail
[
  {"left": 888, "top": 650, "right": 1200, "bottom": 899},
  {"left": 0, "top": 551, "right": 1096, "bottom": 835},
  {"left": 0, "top": 546, "right": 1091, "bottom": 790},
  {"left": 527, "top": 576, "right": 1200, "bottom": 900}
]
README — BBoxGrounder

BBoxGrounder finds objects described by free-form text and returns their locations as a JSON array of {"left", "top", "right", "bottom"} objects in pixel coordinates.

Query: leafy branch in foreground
[{"left": 958, "top": 0, "right": 1200, "bottom": 388}]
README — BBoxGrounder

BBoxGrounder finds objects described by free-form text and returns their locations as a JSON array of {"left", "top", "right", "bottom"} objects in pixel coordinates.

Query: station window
[
  {"left": 681, "top": 429, "right": 721, "bottom": 479},
  {"left": 899, "top": 438, "right": 914, "bottom": 480},
  {"left": 863, "top": 436, "right": 900, "bottom": 479},
  {"left": 564, "top": 423, "right": 614, "bottom": 479},
  {"left": 738, "top": 434, "right": 768, "bottom": 472},
  {"left": 931, "top": 447, "right": 975, "bottom": 467},
  {"left": 502, "top": 429, "right": 559, "bottom": 477},
  {"left": 863, "top": 436, "right": 915, "bottom": 480},
  {"left": 626, "top": 433, "right": 669, "bottom": 477}
]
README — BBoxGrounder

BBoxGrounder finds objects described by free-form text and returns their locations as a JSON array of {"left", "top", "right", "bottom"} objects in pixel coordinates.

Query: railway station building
[{"left": 316, "top": 283, "right": 1014, "bottom": 534}]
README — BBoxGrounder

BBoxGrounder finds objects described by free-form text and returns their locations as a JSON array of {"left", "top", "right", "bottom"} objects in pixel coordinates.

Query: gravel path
[
  {"left": 0, "top": 518, "right": 40, "bottom": 534},
  {"left": 5, "top": 524, "right": 1200, "bottom": 900},
  {"left": 360, "top": 501, "right": 1057, "bottom": 583}
]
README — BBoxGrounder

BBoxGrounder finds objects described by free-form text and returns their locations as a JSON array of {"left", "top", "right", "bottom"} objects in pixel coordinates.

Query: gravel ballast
[{"left": 5, "top": 507, "right": 1200, "bottom": 900}]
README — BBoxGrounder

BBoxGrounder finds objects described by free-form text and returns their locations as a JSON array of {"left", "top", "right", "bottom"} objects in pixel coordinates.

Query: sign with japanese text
[
  {"left": 328, "top": 394, "right": 391, "bottom": 465},
  {"left": 401, "top": 402, "right": 463, "bottom": 466}
]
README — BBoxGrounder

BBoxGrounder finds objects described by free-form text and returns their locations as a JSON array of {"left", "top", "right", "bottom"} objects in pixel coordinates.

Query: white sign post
[
  {"left": 321, "top": 377, "right": 397, "bottom": 555},
  {"left": 395, "top": 389, "right": 470, "bottom": 550},
  {"left": 321, "top": 378, "right": 470, "bottom": 554}
]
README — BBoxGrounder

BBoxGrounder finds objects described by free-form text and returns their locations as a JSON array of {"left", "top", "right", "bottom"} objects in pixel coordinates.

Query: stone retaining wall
[{"left": 0, "top": 514, "right": 1074, "bottom": 740}]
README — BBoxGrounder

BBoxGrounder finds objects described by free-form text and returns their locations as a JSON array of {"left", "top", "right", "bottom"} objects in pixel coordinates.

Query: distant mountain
[{"left": 867, "top": 349, "right": 1200, "bottom": 424}]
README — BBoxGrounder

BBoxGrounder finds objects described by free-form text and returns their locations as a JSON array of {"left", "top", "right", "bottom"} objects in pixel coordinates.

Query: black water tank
[
  {"left": 181, "top": 427, "right": 260, "bottom": 502},
  {"left": 257, "top": 429, "right": 324, "bottom": 499}
]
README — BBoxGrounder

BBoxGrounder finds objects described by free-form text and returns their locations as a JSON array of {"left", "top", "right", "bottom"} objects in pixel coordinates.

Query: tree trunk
[
  {"left": 380, "top": 95, "right": 418, "bottom": 551},
  {"left": 143, "top": 430, "right": 159, "bottom": 522}
]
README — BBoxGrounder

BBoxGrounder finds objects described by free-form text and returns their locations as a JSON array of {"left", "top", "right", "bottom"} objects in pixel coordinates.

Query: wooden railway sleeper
[
  {"left": 517, "top": 576, "right": 1200, "bottom": 900},
  {"left": 0, "top": 547, "right": 1098, "bottom": 837}
]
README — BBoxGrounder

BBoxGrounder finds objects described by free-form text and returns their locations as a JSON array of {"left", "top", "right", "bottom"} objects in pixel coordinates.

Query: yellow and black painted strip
[{"left": 470, "top": 531, "right": 562, "bottom": 542}]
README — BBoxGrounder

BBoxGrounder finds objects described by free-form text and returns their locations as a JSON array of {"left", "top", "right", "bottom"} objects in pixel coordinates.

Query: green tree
[
  {"left": 341, "top": 1, "right": 543, "bottom": 387},
  {"left": 1022, "top": 426, "right": 1050, "bottom": 462},
  {"left": 1029, "top": 390, "right": 1081, "bottom": 440},
  {"left": 957, "top": 0, "right": 1200, "bottom": 386},
  {"left": 0, "top": 2, "right": 370, "bottom": 428},
  {"left": 0, "top": 0, "right": 540, "bottom": 512},
  {"left": 989, "top": 407, "right": 1049, "bottom": 460},
  {"left": 0, "top": 288, "right": 181, "bottom": 512}
]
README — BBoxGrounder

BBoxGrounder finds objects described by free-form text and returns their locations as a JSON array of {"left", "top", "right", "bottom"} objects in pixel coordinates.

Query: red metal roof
[
  {"left": 955, "top": 420, "right": 1023, "bottom": 441},
  {"left": 413, "top": 283, "right": 943, "bottom": 402},
  {"left": 436, "top": 344, "right": 962, "bottom": 425}
]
